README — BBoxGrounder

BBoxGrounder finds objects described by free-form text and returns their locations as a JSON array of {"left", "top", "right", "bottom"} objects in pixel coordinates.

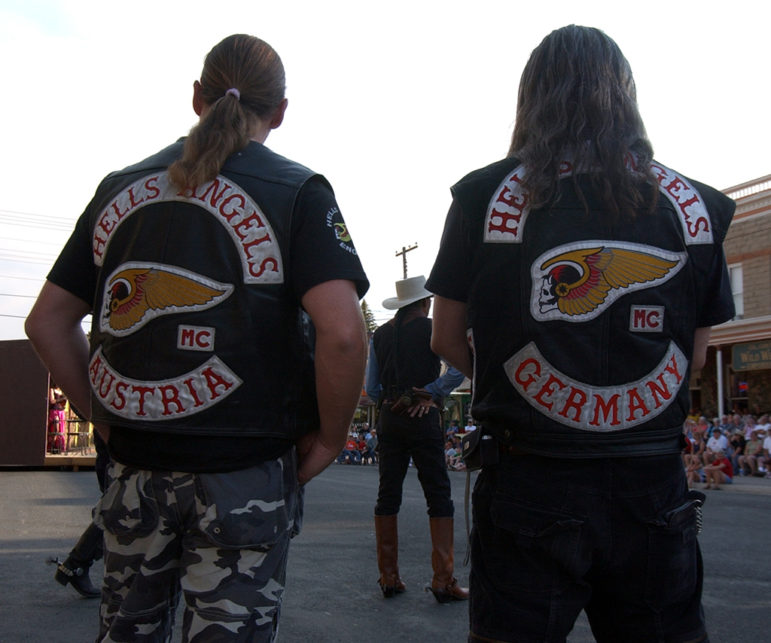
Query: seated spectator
[
  {"left": 728, "top": 429, "right": 746, "bottom": 476},
  {"left": 739, "top": 430, "right": 764, "bottom": 476},
  {"left": 685, "top": 424, "right": 706, "bottom": 488},
  {"left": 729, "top": 413, "right": 745, "bottom": 437},
  {"left": 703, "top": 451, "right": 733, "bottom": 490},
  {"left": 704, "top": 427, "right": 729, "bottom": 464},
  {"left": 742, "top": 415, "right": 757, "bottom": 441},
  {"left": 762, "top": 428, "right": 771, "bottom": 477},
  {"left": 337, "top": 434, "right": 362, "bottom": 464},
  {"left": 464, "top": 418, "right": 477, "bottom": 433},
  {"left": 362, "top": 428, "right": 378, "bottom": 465},
  {"left": 445, "top": 440, "right": 464, "bottom": 471},
  {"left": 696, "top": 416, "right": 711, "bottom": 438},
  {"left": 446, "top": 419, "right": 460, "bottom": 437},
  {"left": 683, "top": 418, "right": 696, "bottom": 443}
]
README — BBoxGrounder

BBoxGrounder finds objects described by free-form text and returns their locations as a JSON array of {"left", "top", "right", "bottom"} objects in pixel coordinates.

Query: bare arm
[
  {"left": 431, "top": 295, "right": 472, "bottom": 379},
  {"left": 297, "top": 279, "right": 367, "bottom": 485},
  {"left": 25, "top": 281, "right": 92, "bottom": 419},
  {"left": 692, "top": 327, "right": 711, "bottom": 371}
]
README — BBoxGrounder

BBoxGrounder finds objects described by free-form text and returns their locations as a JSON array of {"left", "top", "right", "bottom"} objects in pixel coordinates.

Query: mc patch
[{"left": 629, "top": 306, "right": 665, "bottom": 333}]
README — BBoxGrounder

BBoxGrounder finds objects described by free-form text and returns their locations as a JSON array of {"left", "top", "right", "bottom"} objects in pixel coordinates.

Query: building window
[{"left": 729, "top": 264, "right": 744, "bottom": 319}]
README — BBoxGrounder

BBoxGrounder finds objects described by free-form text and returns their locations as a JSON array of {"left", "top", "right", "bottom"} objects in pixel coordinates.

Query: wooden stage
[{"left": 43, "top": 453, "right": 96, "bottom": 470}]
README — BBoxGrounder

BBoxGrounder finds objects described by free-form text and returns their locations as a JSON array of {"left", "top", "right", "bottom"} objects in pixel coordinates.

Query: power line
[
  {"left": 1, "top": 236, "right": 66, "bottom": 247},
  {"left": 0, "top": 293, "right": 37, "bottom": 298},
  {"left": 0, "top": 247, "right": 57, "bottom": 258},
  {"left": 0, "top": 207, "right": 76, "bottom": 222},
  {"left": 0, "top": 273, "right": 45, "bottom": 281},
  {"left": 0, "top": 255, "right": 54, "bottom": 266}
]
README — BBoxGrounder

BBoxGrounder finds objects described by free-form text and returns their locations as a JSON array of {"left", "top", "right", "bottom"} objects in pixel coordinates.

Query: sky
[{"left": 1, "top": 0, "right": 768, "bottom": 340}]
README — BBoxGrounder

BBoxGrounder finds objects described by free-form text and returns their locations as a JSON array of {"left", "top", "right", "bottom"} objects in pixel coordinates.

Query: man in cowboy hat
[{"left": 365, "top": 275, "right": 467, "bottom": 602}]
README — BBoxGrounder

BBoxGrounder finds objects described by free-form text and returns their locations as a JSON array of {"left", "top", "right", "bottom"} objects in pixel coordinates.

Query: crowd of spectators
[
  {"left": 684, "top": 412, "right": 771, "bottom": 490},
  {"left": 340, "top": 412, "right": 771, "bottom": 482},
  {"left": 336, "top": 424, "right": 379, "bottom": 465},
  {"left": 335, "top": 417, "right": 476, "bottom": 471}
]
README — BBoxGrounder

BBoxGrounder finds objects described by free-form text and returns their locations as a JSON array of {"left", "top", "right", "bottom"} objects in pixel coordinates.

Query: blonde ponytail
[{"left": 169, "top": 35, "right": 285, "bottom": 190}]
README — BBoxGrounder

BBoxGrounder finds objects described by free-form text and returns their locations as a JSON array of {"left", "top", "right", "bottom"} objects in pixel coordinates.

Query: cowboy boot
[
  {"left": 375, "top": 514, "right": 406, "bottom": 598},
  {"left": 426, "top": 516, "right": 469, "bottom": 603},
  {"left": 53, "top": 521, "right": 103, "bottom": 598}
]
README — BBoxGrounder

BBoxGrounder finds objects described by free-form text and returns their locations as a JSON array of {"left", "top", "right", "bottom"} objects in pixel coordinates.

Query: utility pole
[{"left": 395, "top": 243, "right": 418, "bottom": 279}]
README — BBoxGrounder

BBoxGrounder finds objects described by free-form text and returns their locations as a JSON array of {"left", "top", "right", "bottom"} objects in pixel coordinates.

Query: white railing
[{"left": 725, "top": 179, "right": 771, "bottom": 201}]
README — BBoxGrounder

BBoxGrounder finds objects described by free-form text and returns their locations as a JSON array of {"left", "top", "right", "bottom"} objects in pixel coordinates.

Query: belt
[{"left": 499, "top": 443, "right": 529, "bottom": 457}]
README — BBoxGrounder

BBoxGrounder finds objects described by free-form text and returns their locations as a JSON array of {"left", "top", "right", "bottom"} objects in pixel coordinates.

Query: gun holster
[{"left": 460, "top": 429, "right": 499, "bottom": 471}]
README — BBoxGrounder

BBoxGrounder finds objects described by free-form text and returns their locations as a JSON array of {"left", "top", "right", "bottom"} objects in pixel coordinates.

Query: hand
[
  {"left": 295, "top": 430, "right": 345, "bottom": 486},
  {"left": 407, "top": 388, "right": 437, "bottom": 418}
]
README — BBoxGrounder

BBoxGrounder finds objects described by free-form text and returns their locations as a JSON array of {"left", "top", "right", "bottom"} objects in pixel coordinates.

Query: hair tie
[{"left": 225, "top": 88, "right": 241, "bottom": 101}]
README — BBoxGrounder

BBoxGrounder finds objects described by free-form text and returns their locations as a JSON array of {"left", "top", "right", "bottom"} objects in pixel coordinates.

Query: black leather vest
[
  {"left": 373, "top": 316, "right": 439, "bottom": 397},
  {"left": 452, "top": 158, "right": 735, "bottom": 457},
  {"left": 86, "top": 140, "right": 320, "bottom": 439}
]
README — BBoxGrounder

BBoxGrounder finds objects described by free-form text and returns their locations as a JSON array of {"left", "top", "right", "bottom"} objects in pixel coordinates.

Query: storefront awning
[{"left": 709, "top": 315, "right": 771, "bottom": 346}]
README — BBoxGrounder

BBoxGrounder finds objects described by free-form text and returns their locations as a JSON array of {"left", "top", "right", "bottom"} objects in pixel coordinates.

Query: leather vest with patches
[
  {"left": 372, "top": 316, "right": 440, "bottom": 398},
  {"left": 453, "top": 158, "right": 735, "bottom": 457},
  {"left": 87, "top": 140, "right": 319, "bottom": 439}
]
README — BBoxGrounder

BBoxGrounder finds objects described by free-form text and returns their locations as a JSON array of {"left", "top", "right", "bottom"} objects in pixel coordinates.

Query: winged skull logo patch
[
  {"left": 100, "top": 263, "right": 234, "bottom": 336},
  {"left": 531, "top": 242, "right": 686, "bottom": 322}
]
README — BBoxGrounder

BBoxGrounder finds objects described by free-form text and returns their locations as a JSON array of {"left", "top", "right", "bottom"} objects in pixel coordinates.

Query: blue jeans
[
  {"left": 470, "top": 452, "right": 707, "bottom": 642},
  {"left": 337, "top": 449, "right": 361, "bottom": 464}
]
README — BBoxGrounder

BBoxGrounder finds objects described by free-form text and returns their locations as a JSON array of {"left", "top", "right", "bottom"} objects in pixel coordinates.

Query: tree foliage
[{"left": 361, "top": 299, "right": 378, "bottom": 333}]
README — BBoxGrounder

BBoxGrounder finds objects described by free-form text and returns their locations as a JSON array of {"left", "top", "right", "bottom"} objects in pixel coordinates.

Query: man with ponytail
[
  {"left": 428, "top": 25, "right": 734, "bottom": 642},
  {"left": 26, "top": 34, "right": 368, "bottom": 641}
]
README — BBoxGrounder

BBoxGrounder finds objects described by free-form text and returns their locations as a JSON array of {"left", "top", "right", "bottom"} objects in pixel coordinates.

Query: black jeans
[
  {"left": 470, "top": 452, "right": 707, "bottom": 643},
  {"left": 374, "top": 406, "right": 453, "bottom": 517}
]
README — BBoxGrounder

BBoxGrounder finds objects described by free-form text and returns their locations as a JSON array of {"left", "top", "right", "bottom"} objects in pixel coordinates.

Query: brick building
[{"left": 695, "top": 174, "right": 771, "bottom": 417}]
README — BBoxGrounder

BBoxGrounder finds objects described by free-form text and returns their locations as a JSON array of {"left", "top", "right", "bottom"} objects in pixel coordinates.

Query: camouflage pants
[{"left": 93, "top": 449, "right": 303, "bottom": 642}]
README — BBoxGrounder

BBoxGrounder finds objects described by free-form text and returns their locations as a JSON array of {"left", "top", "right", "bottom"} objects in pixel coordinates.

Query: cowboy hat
[{"left": 382, "top": 275, "right": 432, "bottom": 310}]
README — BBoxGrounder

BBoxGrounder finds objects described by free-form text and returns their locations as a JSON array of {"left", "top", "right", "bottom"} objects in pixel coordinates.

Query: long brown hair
[
  {"left": 169, "top": 34, "right": 285, "bottom": 189},
  {"left": 509, "top": 25, "right": 656, "bottom": 218}
]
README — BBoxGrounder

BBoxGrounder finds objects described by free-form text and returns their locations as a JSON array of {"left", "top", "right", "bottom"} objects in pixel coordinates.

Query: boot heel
[
  {"left": 378, "top": 577, "right": 406, "bottom": 598},
  {"left": 425, "top": 585, "right": 454, "bottom": 604},
  {"left": 425, "top": 580, "right": 468, "bottom": 603},
  {"left": 380, "top": 583, "right": 396, "bottom": 598}
]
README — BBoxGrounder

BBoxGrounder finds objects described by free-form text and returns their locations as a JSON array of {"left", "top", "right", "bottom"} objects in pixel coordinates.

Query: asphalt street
[{"left": 1, "top": 464, "right": 769, "bottom": 642}]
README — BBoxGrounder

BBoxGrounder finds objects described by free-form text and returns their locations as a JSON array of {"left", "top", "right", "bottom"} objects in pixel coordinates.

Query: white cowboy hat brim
[{"left": 382, "top": 275, "right": 432, "bottom": 310}]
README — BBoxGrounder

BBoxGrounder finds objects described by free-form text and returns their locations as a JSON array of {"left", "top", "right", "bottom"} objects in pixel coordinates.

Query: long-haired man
[{"left": 429, "top": 25, "right": 733, "bottom": 642}]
